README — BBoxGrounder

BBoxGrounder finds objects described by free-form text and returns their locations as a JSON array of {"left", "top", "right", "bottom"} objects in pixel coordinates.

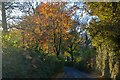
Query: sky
[
  {"left": 0, "top": 1, "right": 100, "bottom": 31},
  {"left": 65, "top": 2, "right": 99, "bottom": 26}
]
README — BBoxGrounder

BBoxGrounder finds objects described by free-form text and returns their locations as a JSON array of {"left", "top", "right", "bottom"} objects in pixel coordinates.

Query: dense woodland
[{"left": 1, "top": 1, "right": 120, "bottom": 79}]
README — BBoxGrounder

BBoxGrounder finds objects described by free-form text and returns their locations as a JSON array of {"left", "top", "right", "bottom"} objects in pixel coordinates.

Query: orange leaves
[
  {"left": 18, "top": 2, "right": 75, "bottom": 53},
  {"left": 32, "top": 15, "right": 40, "bottom": 25},
  {"left": 36, "top": 2, "right": 49, "bottom": 15}
]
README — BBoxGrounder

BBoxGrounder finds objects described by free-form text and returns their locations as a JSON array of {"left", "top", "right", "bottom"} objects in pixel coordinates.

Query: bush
[
  {"left": 2, "top": 46, "right": 64, "bottom": 78},
  {"left": 43, "top": 55, "right": 64, "bottom": 76},
  {"left": 74, "top": 61, "right": 88, "bottom": 72},
  {"left": 65, "top": 61, "right": 73, "bottom": 67},
  {"left": 2, "top": 32, "right": 64, "bottom": 78},
  {"left": 2, "top": 47, "right": 32, "bottom": 78},
  {"left": 64, "top": 47, "right": 96, "bottom": 73}
]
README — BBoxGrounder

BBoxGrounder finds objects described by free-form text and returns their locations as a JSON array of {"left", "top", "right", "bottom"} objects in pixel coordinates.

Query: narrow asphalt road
[{"left": 63, "top": 66, "right": 93, "bottom": 78}]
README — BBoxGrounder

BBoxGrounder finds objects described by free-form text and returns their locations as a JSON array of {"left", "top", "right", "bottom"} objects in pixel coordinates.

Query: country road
[
  {"left": 53, "top": 66, "right": 99, "bottom": 78},
  {"left": 63, "top": 67, "right": 96, "bottom": 78}
]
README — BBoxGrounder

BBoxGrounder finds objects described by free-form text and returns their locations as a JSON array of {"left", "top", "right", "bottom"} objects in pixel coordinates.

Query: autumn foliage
[{"left": 16, "top": 2, "right": 75, "bottom": 55}]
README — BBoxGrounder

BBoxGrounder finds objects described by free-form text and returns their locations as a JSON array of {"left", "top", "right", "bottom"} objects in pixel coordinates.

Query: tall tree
[
  {"left": 13, "top": 2, "right": 75, "bottom": 56},
  {"left": 86, "top": 2, "right": 120, "bottom": 78},
  {"left": 36, "top": 2, "right": 74, "bottom": 56}
]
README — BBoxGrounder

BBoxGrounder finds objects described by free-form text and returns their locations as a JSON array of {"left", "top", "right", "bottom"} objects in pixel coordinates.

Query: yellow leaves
[
  {"left": 48, "top": 13, "right": 53, "bottom": 17},
  {"left": 36, "top": 2, "right": 49, "bottom": 15},
  {"left": 49, "top": 8, "right": 52, "bottom": 12},
  {"left": 110, "top": 3, "right": 112, "bottom": 7},
  {"left": 64, "top": 51, "right": 71, "bottom": 57},
  {"left": 64, "top": 37, "right": 68, "bottom": 40},
  {"left": 15, "top": 2, "right": 76, "bottom": 53},
  {"left": 33, "top": 15, "right": 40, "bottom": 25},
  {"left": 35, "top": 2, "right": 75, "bottom": 32}
]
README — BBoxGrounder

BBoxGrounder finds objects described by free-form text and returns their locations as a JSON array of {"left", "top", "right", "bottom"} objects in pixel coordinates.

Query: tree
[
  {"left": 1, "top": 1, "right": 38, "bottom": 31},
  {"left": 86, "top": 2, "right": 120, "bottom": 78},
  {"left": 65, "top": 26, "right": 83, "bottom": 62},
  {"left": 35, "top": 2, "right": 74, "bottom": 56},
  {"left": 13, "top": 2, "right": 75, "bottom": 56}
]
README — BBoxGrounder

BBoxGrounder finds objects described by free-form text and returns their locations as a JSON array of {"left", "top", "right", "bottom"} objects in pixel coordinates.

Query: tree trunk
[
  {"left": 53, "top": 25, "right": 59, "bottom": 56},
  {"left": 70, "top": 52, "right": 74, "bottom": 67},
  {"left": 2, "top": 2, "right": 7, "bottom": 31},
  {"left": 71, "top": 53, "right": 74, "bottom": 62},
  {"left": 58, "top": 28, "right": 62, "bottom": 55}
]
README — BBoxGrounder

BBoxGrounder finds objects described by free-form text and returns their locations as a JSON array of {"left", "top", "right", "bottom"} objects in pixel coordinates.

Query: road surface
[
  {"left": 53, "top": 66, "right": 98, "bottom": 78},
  {"left": 63, "top": 66, "right": 94, "bottom": 78}
]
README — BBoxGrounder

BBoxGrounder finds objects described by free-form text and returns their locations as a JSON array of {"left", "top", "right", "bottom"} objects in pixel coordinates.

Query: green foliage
[
  {"left": 2, "top": 31, "right": 22, "bottom": 48},
  {"left": 3, "top": 46, "right": 64, "bottom": 78},
  {"left": 87, "top": 2, "right": 120, "bottom": 78},
  {"left": 80, "top": 47, "right": 96, "bottom": 61},
  {"left": 74, "top": 47, "right": 96, "bottom": 72},
  {"left": 65, "top": 47, "right": 96, "bottom": 73},
  {"left": 45, "top": 55, "right": 64, "bottom": 74},
  {"left": 3, "top": 2, "right": 120, "bottom": 79},
  {"left": 2, "top": 47, "right": 31, "bottom": 78},
  {"left": 2, "top": 31, "right": 64, "bottom": 78}
]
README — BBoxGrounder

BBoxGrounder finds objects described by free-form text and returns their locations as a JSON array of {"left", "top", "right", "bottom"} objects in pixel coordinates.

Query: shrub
[
  {"left": 2, "top": 47, "right": 31, "bottom": 78},
  {"left": 3, "top": 46, "right": 64, "bottom": 78}
]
